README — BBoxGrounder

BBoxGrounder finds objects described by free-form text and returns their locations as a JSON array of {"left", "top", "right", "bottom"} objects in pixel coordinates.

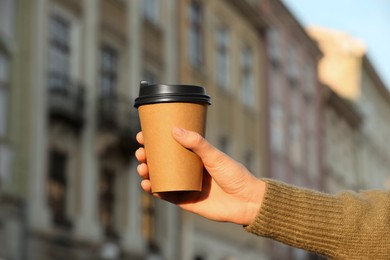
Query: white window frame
[
  {"left": 48, "top": 5, "right": 81, "bottom": 86},
  {"left": 286, "top": 46, "right": 299, "bottom": 83},
  {"left": 241, "top": 46, "right": 254, "bottom": 107},
  {"left": 0, "top": 87, "right": 8, "bottom": 137},
  {"left": 100, "top": 45, "right": 119, "bottom": 98},
  {"left": 0, "top": 0, "right": 14, "bottom": 42},
  {"left": 142, "top": 0, "right": 160, "bottom": 24},
  {"left": 267, "top": 27, "right": 281, "bottom": 64},
  {"left": 188, "top": 1, "right": 203, "bottom": 68},
  {"left": 0, "top": 143, "right": 13, "bottom": 184},
  {"left": 303, "top": 63, "right": 316, "bottom": 97},
  {"left": 215, "top": 26, "right": 230, "bottom": 90},
  {"left": 0, "top": 52, "right": 9, "bottom": 137},
  {"left": 0, "top": 52, "right": 9, "bottom": 83}
]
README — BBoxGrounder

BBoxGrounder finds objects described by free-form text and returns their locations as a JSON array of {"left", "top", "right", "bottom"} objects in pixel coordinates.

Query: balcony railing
[
  {"left": 47, "top": 72, "right": 85, "bottom": 129},
  {"left": 97, "top": 94, "right": 141, "bottom": 154}
]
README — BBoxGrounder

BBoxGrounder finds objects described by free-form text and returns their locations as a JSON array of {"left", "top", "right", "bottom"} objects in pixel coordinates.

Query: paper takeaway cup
[{"left": 134, "top": 81, "right": 211, "bottom": 193}]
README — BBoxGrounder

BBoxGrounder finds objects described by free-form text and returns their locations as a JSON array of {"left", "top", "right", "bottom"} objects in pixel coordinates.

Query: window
[
  {"left": 289, "top": 118, "right": 303, "bottom": 168},
  {"left": 0, "top": 53, "right": 9, "bottom": 137},
  {"left": 0, "top": 53, "right": 9, "bottom": 82},
  {"left": 303, "top": 63, "right": 316, "bottom": 99},
  {"left": 241, "top": 46, "right": 254, "bottom": 106},
  {"left": 307, "top": 112, "right": 318, "bottom": 182},
  {"left": 0, "top": 144, "right": 13, "bottom": 185},
  {"left": 188, "top": 1, "right": 203, "bottom": 68},
  {"left": 215, "top": 26, "right": 230, "bottom": 89},
  {"left": 100, "top": 46, "right": 118, "bottom": 98},
  {"left": 307, "top": 134, "right": 318, "bottom": 179},
  {"left": 48, "top": 14, "right": 71, "bottom": 90},
  {"left": 219, "top": 135, "right": 230, "bottom": 155},
  {"left": 267, "top": 27, "right": 281, "bottom": 66},
  {"left": 0, "top": 0, "right": 14, "bottom": 41},
  {"left": 286, "top": 46, "right": 299, "bottom": 86},
  {"left": 48, "top": 150, "right": 71, "bottom": 228},
  {"left": 99, "top": 168, "right": 117, "bottom": 238},
  {"left": 0, "top": 88, "right": 7, "bottom": 137},
  {"left": 269, "top": 64, "right": 283, "bottom": 102},
  {"left": 244, "top": 150, "right": 253, "bottom": 173},
  {"left": 142, "top": 0, "right": 160, "bottom": 24},
  {"left": 270, "top": 102, "right": 285, "bottom": 155},
  {"left": 305, "top": 108, "right": 318, "bottom": 180}
]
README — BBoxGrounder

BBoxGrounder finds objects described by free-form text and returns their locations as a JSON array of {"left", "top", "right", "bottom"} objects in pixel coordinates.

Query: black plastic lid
[{"left": 134, "top": 81, "right": 211, "bottom": 108}]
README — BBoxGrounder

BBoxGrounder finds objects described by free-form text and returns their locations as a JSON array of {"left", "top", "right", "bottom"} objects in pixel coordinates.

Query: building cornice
[
  {"left": 271, "top": 0, "right": 322, "bottom": 59},
  {"left": 362, "top": 55, "right": 390, "bottom": 105},
  {"left": 225, "top": 0, "right": 269, "bottom": 33},
  {"left": 324, "top": 87, "right": 362, "bottom": 128}
]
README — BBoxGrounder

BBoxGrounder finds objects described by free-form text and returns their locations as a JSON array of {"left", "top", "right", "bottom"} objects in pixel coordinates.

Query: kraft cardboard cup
[{"left": 134, "top": 81, "right": 211, "bottom": 193}]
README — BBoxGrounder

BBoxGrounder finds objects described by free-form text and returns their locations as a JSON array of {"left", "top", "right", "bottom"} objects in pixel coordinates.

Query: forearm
[{"left": 245, "top": 179, "right": 390, "bottom": 259}]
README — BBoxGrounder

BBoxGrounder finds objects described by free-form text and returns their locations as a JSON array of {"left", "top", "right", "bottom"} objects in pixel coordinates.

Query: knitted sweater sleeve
[{"left": 244, "top": 179, "right": 390, "bottom": 259}]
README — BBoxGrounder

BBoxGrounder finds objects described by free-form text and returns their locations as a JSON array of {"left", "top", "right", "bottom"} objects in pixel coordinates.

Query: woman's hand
[{"left": 135, "top": 127, "right": 265, "bottom": 226}]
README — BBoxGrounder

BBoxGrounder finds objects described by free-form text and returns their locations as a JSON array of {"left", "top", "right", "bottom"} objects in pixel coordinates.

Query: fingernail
[{"left": 173, "top": 127, "right": 185, "bottom": 137}]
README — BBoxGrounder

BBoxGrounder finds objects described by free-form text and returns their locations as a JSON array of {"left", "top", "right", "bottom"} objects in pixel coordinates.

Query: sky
[{"left": 282, "top": 0, "right": 390, "bottom": 89}]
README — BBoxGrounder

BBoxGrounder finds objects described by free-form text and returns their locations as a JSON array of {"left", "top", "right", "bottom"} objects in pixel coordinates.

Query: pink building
[
  {"left": 258, "top": 0, "right": 325, "bottom": 258},
  {"left": 259, "top": 0, "right": 323, "bottom": 188}
]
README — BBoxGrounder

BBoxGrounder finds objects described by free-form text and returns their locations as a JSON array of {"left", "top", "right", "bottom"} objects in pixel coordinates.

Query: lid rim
[
  {"left": 134, "top": 82, "right": 211, "bottom": 108},
  {"left": 134, "top": 95, "right": 211, "bottom": 108}
]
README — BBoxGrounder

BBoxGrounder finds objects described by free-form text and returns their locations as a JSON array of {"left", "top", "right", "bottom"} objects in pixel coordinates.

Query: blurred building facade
[
  {"left": 177, "top": 0, "right": 268, "bottom": 259},
  {"left": 1, "top": 0, "right": 390, "bottom": 260},
  {"left": 1, "top": 0, "right": 271, "bottom": 259},
  {"left": 357, "top": 57, "right": 390, "bottom": 190},
  {"left": 259, "top": 0, "right": 323, "bottom": 189},
  {"left": 257, "top": 1, "right": 324, "bottom": 259},
  {"left": 322, "top": 87, "right": 362, "bottom": 192},
  {"left": 309, "top": 27, "right": 390, "bottom": 193},
  {"left": 0, "top": 0, "right": 22, "bottom": 259},
  {"left": 309, "top": 27, "right": 365, "bottom": 192},
  {"left": 3, "top": 0, "right": 180, "bottom": 259}
]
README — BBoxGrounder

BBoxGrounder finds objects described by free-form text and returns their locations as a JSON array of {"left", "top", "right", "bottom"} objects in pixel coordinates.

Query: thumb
[{"left": 172, "top": 127, "right": 242, "bottom": 181}]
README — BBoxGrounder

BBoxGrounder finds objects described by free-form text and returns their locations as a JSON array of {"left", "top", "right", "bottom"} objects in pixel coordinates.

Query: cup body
[
  {"left": 138, "top": 102, "right": 207, "bottom": 192},
  {"left": 134, "top": 82, "right": 211, "bottom": 193}
]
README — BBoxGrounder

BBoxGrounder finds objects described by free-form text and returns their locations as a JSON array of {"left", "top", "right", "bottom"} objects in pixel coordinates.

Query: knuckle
[
  {"left": 191, "top": 132, "right": 206, "bottom": 147},
  {"left": 184, "top": 131, "right": 210, "bottom": 157}
]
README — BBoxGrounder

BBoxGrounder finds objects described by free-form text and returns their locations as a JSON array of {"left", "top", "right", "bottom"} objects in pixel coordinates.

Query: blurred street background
[{"left": 0, "top": 0, "right": 389, "bottom": 259}]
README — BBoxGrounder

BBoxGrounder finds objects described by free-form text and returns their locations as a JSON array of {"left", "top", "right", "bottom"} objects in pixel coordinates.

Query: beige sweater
[{"left": 245, "top": 179, "right": 390, "bottom": 259}]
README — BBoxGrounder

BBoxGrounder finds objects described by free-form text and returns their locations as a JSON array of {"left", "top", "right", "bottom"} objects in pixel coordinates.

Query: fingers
[
  {"left": 135, "top": 147, "right": 149, "bottom": 177},
  {"left": 172, "top": 127, "right": 229, "bottom": 168},
  {"left": 171, "top": 127, "right": 241, "bottom": 182},
  {"left": 141, "top": 179, "right": 152, "bottom": 193},
  {"left": 136, "top": 131, "right": 166, "bottom": 197},
  {"left": 136, "top": 131, "right": 144, "bottom": 145},
  {"left": 135, "top": 147, "right": 146, "bottom": 163},
  {"left": 137, "top": 163, "right": 149, "bottom": 179},
  {"left": 138, "top": 162, "right": 151, "bottom": 193},
  {"left": 135, "top": 141, "right": 151, "bottom": 192},
  {"left": 136, "top": 147, "right": 149, "bottom": 179},
  {"left": 138, "top": 128, "right": 249, "bottom": 196}
]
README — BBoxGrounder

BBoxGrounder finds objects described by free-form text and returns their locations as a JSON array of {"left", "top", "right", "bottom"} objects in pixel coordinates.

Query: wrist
[{"left": 245, "top": 178, "right": 266, "bottom": 225}]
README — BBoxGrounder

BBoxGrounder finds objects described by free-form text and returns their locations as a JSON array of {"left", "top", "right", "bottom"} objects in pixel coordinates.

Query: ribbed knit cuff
[{"left": 245, "top": 179, "right": 342, "bottom": 258}]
